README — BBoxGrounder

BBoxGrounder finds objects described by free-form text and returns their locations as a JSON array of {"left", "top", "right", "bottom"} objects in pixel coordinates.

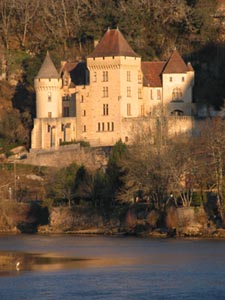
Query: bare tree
[
  {"left": 14, "top": 0, "right": 40, "bottom": 49},
  {"left": 198, "top": 117, "right": 225, "bottom": 217},
  {"left": 0, "top": 0, "right": 16, "bottom": 50}
]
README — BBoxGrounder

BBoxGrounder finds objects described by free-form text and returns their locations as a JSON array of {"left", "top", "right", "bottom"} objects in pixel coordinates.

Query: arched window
[{"left": 172, "top": 88, "right": 182, "bottom": 101}]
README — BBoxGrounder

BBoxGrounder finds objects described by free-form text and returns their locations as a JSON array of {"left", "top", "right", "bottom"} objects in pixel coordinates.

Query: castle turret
[
  {"left": 86, "top": 28, "right": 141, "bottom": 145},
  {"left": 35, "top": 52, "right": 62, "bottom": 118}
]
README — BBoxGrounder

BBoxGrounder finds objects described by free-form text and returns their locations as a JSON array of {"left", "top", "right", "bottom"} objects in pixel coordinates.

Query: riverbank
[{"left": 0, "top": 199, "right": 224, "bottom": 238}]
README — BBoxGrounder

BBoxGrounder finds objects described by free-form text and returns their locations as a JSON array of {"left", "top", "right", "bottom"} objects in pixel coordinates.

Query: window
[
  {"left": 81, "top": 95, "right": 84, "bottom": 102},
  {"left": 138, "top": 88, "right": 142, "bottom": 99},
  {"left": 127, "top": 87, "right": 131, "bottom": 97},
  {"left": 47, "top": 125, "right": 51, "bottom": 132},
  {"left": 125, "top": 136, "right": 129, "bottom": 142},
  {"left": 64, "top": 77, "right": 68, "bottom": 86},
  {"left": 141, "top": 105, "right": 145, "bottom": 116},
  {"left": 103, "top": 71, "right": 108, "bottom": 82},
  {"left": 127, "top": 71, "right": 131, "bottom": 82},
  {"left": 83, "top": 110, "right": 86, "bottom": 116},
  {"left": 157, "top": 90, "right": 161, "bottom": 100},
  {"left": 63, "top": 107, "right": 69, "bottom": 117},
  {"left": 61, "top": 124, "right": 65, "bottom": 131},
  {"left": 98, "top": 122, "right": 114, "bottom": 132},
  {"left": 150, "top": 89, "right": 153, "bottom": 100},
  {"left": 48, "top": 92, "right": 51, "bottom": 102},
  {"left": 169, "top": 77, "right": 173, "bottom": 82},
  {"left": 93, "top": 72, "right": 97, "bottom": 82},
  {"left": 83, "top": 125, "right": 86, "bottom": 132},
  {"left": 103, "top": 104, "right": 109, "bottom": 115},
  {"left": 138, "top": 72, "right": 142, "bottom": 83},
  {"left": 172, "top": 88, "right": 183, "bottom": 101},
  {"left": 182, "top": 76, "right": 185, "bottom": 82},
  {"left": 48, "top": 112, "right": 52, "bottom": 118},
  {"left": 63, "top": 95, "right": 70, "bottom": 102},
  {"left": 103, "top": 86, "right": 108, "bottom": 97},
  {"left": 127, "top": 103, "right": 131, "bottom": 116}
]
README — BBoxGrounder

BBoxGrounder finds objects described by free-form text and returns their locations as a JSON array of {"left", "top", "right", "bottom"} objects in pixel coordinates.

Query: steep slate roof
[
  {"left": 61, "top": 62, "right": 78, "bottom": 73},
  {"left": 88, "top": 28, "right": 139, "bottom": 58},
  {"left": 61, "top": 61, "right": 89, "bottom": 86},
  {"left": 162, "top": 49, "right": 188, "bottom": 74},
  {"left": 141, "top": 61, "right": 166, "bottom": 87},
  {"left": 36, "top": 52, "right": 60, "bottom": 79},
  {"left": 187, "top": 62, "right": 194, "bottom": 72}
]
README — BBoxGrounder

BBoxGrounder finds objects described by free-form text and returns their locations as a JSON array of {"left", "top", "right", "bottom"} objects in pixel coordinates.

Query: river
[{"left": 0, "top": 235, "right": 225, "bottom": 300}]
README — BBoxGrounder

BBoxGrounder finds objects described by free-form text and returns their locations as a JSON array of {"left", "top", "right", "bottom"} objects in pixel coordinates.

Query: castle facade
[{"left": 31, "top": 28, "right": 195, "bottom": 150}]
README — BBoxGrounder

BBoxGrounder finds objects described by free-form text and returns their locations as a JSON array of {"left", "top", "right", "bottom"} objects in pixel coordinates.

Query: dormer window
[
  {"left": 170, "top": 77, "right": 173, "bottom": 82},
  {"left": 64, "top": 77, "right": 68, "bottom": 86}
]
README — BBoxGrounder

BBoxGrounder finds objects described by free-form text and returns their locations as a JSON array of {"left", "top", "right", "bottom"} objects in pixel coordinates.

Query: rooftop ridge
[
  {"left": 88, "top": 28, "right": 139, "bottom": 58},
  {"left": 162, "top": 49, "right": 188, "bottom": 74}
]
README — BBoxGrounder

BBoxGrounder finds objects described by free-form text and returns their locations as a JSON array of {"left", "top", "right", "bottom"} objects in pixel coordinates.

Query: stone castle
[{"left": 31, "top": 28, "right": 195, "bottom": 150}]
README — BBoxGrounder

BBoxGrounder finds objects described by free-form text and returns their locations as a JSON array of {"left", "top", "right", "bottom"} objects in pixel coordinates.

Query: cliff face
[
  {"left": 0, "top": 200, "right": 48, "bottom": 233},
  {"left": 48, "top": 206, "right": 104, "bottom": 233},
  {"left": 1, "top": 200, "right": 224, "bottom": 238}
]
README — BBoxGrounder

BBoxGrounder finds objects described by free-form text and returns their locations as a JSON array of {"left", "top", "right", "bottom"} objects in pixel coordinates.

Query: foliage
[
  {"left": 104, "top": 140, "right": 127, "bottom": 203},
  {"left": 0, "top": 109, "right": 28, "bottom": 147},
  {"left": 59, "top": 140, "right": 90, "bottom": 148},
  {"left": 117, "top": 117, "right": 225, "bottom": 214},
  {"left": 46, "top": 163, "right": 80, "bottom": 207},
  {"left": 0, "top": 0, "right": 219, "bottom": 67}
]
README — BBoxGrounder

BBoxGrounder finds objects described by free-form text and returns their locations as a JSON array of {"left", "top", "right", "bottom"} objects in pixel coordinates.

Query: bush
[{"left": 191, "top": 192, "right": 203, "bottom": 207}]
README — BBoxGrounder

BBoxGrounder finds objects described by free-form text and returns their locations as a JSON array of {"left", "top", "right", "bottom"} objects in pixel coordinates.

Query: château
[{"left": 31, "top": 28, "right": 194, "bottom": 150}]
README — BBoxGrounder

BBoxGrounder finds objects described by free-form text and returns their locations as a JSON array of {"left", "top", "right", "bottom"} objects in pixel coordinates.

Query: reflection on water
[
  {"left": 0, "top": 251, "right": 94, "bottom": 275},
  {"left": 1, "top": 236, "right": 225, "bottom": 300},
  {"left": 0, "top": 249, "right": 135, "bottom": 276}
]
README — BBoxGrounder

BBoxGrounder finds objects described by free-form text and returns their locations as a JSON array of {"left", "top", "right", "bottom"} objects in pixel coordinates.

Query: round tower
[{"left": 34, "top": 52, "right": 62, "bottom": 118}]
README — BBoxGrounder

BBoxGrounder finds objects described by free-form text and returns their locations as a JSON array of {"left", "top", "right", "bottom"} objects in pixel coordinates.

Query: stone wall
[{"left": 23, "top": 145, "right": 111, "bottom": 170}]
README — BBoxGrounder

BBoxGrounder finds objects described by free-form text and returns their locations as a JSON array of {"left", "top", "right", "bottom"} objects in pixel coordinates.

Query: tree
[
  {"left": 197, "top": 117, "right": 225, "bottom": 219},
  {"left": 118, "top": 123, "right": 172, "bottom": 208},
  {"left": 14, "top": 0, "right": 40, "bottom": 49},
  {"left": 47, "top": 163, "right": 79, "bottom": 207},
  {"left": 105, "top": 140, "right": 127, "bottom": 205},
  {"left": 0, "top": 108, "right": 28, "bottom": 146}
]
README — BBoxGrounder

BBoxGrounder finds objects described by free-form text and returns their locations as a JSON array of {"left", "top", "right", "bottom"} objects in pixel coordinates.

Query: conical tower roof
[
  {"left": 35, "top": 51, "right": 60, "bottom": 79},
  {"left": 88, "top": 28, "right": 139, "bottom": 58},
  {"left": 163, "top": 49, "right": 188, "bottom": 74}
]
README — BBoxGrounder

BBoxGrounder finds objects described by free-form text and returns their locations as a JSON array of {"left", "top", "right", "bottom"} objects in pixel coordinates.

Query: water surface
[{"left": 0, "top": 235, "right": 225, "bottom": 300}]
